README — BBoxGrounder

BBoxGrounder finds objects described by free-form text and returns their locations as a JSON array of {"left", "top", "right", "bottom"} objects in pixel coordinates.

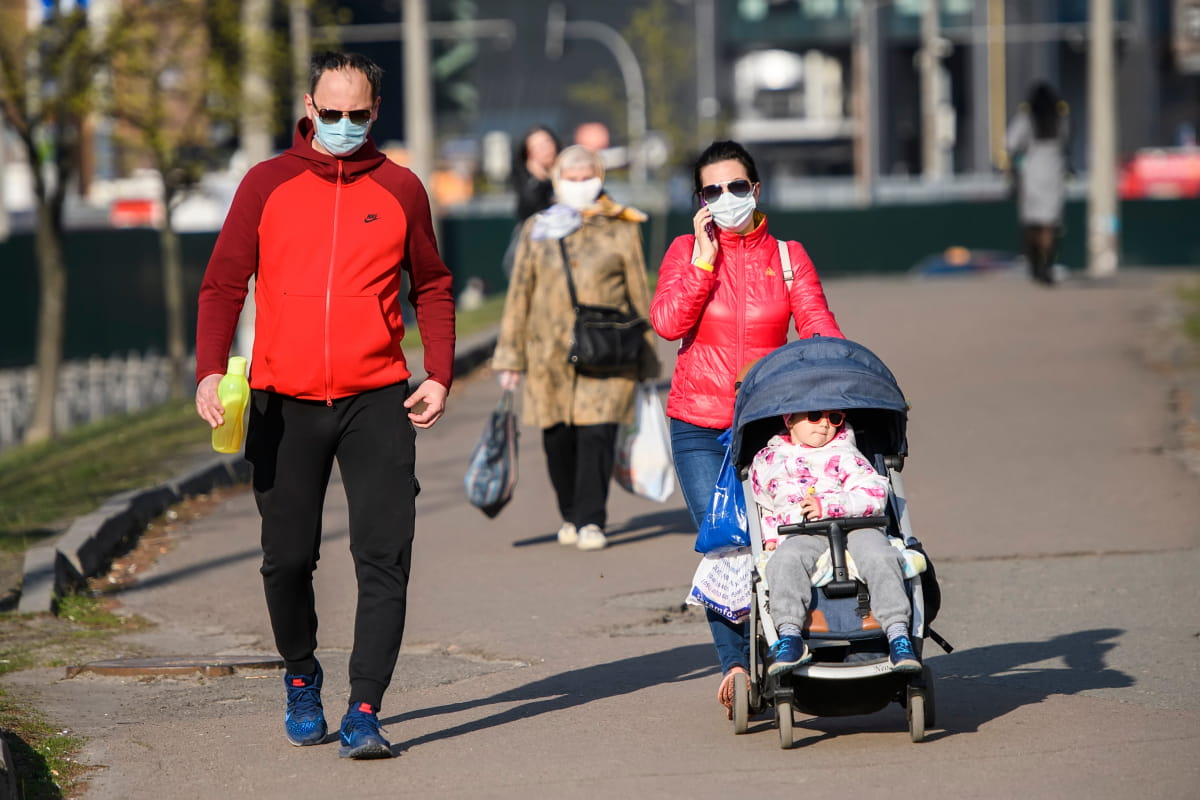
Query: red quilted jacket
[
  {"left": 650, "top": 214, "right": 843, "bottom": 429},
  {"left": 196, "top": 119, "right": 455, "bottom": 402}
]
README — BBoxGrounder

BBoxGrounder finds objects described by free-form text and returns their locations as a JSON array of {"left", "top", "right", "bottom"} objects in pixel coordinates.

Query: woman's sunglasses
[
  {"left": 315, "top": 107, "right": 373, "bottom": 125},
  {"left": 698, "top": 178, "right": 755, "bottom": 205},
  {"left": 789, "top": 410, "right": 846, "bottom": 426}
]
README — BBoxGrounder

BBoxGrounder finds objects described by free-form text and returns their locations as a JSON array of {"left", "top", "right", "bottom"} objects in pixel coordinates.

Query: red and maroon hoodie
[{"left": 196, "top": 118, "right": 455, "bottom": 402}]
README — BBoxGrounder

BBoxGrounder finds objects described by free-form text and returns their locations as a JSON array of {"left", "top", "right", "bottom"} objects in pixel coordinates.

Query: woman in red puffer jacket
[{"left": 650, "top": 140, "right": 843, "bottom": 720}]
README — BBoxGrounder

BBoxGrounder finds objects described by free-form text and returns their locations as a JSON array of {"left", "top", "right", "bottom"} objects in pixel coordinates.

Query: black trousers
[
  {"left": 541, "top": 422, "right": 619, "bottom": 529},
  {"left": 245, "top": 382, "right": 417, "bottom": 711}
]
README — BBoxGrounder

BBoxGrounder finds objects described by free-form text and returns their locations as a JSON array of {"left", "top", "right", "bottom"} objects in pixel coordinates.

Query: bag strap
[
  {"left": 558, "top": 239, "right": 582, "bottom": 311},
  {"left": 777, "top": 239, "right": 794, "bottom": 290}
]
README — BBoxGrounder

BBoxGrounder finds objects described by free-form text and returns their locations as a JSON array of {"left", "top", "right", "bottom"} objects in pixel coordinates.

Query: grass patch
[
  {"left": 1179, "top": 282, "right": 1200, "bottom": 344},
  {"left": 0, "top": 688, "right": 87, "bottom": 800},
  {"left": 401, "top": 292, "right": 507, "bottom": 349},
  {"left": 0, "top": 400, "right": 211, "bottom": 539},
  {"left": 0, "top": 596, "right": 149, "bottom": 797}
]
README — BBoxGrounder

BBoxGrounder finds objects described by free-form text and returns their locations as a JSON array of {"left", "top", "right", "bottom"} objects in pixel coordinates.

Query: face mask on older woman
[{"left": 554, "top": 177, "right": 603, "bottom": 210}]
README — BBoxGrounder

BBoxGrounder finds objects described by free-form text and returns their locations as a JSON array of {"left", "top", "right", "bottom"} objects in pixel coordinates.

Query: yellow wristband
[{"left": 692, "top": 258, "right": 714, "bottom": 272}]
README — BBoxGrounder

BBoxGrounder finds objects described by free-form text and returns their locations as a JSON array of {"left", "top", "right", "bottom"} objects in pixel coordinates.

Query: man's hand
[
  {"left": 406, "top": 379, "right": 448, "bottom": 429},
  {"left": 195, "top": 373, "right": 224, "bottom": 429}
]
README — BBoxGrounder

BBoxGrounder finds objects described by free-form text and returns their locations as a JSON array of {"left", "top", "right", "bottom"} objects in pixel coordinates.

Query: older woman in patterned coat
[{"left": 493, "top": 145, "right": 660, "bottom": 551}]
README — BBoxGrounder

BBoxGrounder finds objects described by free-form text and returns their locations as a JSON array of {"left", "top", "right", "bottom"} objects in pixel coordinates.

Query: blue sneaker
[
  {"left": 889, "top": 635, "right": 922, "bottom": 672},
  {"left": 284, "top": 662, "right": 327, "bottom": 746},
  {"left": 767, "top": 635, "right": 812, "bottom": 675},
  {"left": 339, "top": 701, "right": 393, "bottom": 759}
]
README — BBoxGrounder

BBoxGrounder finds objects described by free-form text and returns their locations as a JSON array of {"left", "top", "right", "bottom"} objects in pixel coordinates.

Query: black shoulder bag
[{"left": 558, "top": 238, "right": 648, "bottom": 376}]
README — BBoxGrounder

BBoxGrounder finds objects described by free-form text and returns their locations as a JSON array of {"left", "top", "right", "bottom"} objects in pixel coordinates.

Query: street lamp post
[{"left": 546, "top": 3, "right": 647, "bottom": 191}]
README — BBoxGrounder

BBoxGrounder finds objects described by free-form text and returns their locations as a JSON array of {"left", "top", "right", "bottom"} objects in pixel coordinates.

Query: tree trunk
[
  {"left": 25, "top": 203, "right": 67, "bottom": 445},
  {"left": 160, "top": 197, "right": 187, "bottom": 400}
]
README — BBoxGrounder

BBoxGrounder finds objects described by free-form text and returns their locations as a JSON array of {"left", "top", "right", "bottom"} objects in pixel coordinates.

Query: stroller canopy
[{"left": 731, "top": 337, "right": 909, "bottom": 469}]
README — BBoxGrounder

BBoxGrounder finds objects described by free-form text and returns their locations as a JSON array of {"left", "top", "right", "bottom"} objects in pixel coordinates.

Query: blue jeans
[{"left": 670, "top": 418, "right": 751, "bottom": 675}]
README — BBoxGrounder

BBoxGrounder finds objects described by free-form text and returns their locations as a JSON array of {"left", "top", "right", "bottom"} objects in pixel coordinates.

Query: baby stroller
[{"left": 728, "top": 337, "right": 951, "bottom": 748}]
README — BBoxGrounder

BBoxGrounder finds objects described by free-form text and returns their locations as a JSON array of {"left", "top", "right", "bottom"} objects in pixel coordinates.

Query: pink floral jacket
[{"left": 750, "top": 422, "right": 890, "bottom": 543}]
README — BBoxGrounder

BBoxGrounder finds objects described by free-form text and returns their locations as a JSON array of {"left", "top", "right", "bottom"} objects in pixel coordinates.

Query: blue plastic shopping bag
[{"left": 693, "top": 429, "right": 749, "bottom": 553}]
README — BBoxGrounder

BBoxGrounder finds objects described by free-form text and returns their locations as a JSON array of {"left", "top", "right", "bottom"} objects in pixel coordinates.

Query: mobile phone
[{"left": 700, "top": 199, "right": 715, "bottom": 241}]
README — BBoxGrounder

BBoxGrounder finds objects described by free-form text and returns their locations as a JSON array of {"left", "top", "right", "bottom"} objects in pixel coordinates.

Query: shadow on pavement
[
  {"left": 510, "top": 507, "right": 695, "bottom": 548},
  {"left": 924, "top": 627, "right": 1133, "bottom": 733},
  {"left": 383, "top": 643, "right": 717, "bottom": 751},
  {"left": 754, "top": 628, "right": 1134, "bottom": 745}
]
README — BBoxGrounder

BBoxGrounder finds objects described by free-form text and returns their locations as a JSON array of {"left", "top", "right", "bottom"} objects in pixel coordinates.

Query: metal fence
[{"left": 0, "top": 353, "right": 186, "bottom": 453}]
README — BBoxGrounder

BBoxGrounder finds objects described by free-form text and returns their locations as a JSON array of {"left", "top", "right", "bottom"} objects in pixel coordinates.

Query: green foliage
[
  {"left": 565, "top": 0, "right": 695, "bottom": 170},
  {"left": 102, "top": 0, "right": 245, "bottom": 196}
]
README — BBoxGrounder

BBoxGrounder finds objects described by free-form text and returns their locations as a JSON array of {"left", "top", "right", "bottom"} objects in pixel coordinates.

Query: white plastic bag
[
  {"left": 685, "top": 546, "right": 752, "bottom": 623},
  {"left": 613, "top": 383, "right": 675, "bottom": 503}
]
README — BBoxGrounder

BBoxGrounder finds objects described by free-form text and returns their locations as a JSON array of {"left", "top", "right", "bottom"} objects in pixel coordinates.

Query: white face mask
[
  {"left": 707, "top": 190, "right": 757, "bottom": 231},
  {"left": 554, "top": 177, "right": 602, "bottom": 210}
]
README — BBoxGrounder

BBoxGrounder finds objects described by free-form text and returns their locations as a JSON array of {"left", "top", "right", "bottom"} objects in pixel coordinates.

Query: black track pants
[{"left": 246, "top": 382, "right": 417, "bottom": 710}]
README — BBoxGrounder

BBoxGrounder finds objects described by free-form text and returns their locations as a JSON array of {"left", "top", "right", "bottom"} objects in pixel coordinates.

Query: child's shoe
[
  {"left": 338, "top": 701, "right": 393, "bottom": 759},
  {"left": 767, "top": 635, "right": 811, "bottom": 675},
  {"left": 888, "top": 635, "right": 922, "bottom": 672}
]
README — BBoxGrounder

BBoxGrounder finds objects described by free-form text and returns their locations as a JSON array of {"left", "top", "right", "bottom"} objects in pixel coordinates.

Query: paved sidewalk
[{"left": 4, "top": 268, "right": 1200, "bottom": 800}]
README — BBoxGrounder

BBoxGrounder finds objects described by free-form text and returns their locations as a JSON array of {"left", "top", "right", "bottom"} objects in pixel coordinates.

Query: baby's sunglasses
[
  {"left": 314, "top": 106, "right": 373, "bottom": 125},
  {"left": 788, "top": 410, "right": 846, "bottom": 426},
  {"left": 698, "top": 178, "right": 756, "bottom": 205}
]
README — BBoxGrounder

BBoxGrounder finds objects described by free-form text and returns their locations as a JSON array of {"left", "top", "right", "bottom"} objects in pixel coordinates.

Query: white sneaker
[
  {"left": 556, "top": 522, "right": 578, "bottom": 546},
  {"left": 576, "top": 524, "right": 607, "bottom": 551}
]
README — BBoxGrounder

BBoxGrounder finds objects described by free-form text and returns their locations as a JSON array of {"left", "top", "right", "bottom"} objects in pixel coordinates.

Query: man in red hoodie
[{"left": 194, "top": 51, "right": 455, "bottom": 760}]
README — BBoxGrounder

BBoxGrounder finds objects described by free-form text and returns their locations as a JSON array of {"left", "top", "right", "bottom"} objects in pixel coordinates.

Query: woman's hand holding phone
[{"left": 693, "top": 204, "right": 718, "bottom": 266}]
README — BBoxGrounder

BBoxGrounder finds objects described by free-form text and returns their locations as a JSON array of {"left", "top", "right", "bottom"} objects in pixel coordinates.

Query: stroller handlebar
[{"left": 776, "top": 516, "right": 890, "bottom": 536}]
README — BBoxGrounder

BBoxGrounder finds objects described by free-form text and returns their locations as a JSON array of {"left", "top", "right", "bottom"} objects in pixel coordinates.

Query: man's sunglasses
[
  {"left": 699, "top": 178, "right": 756, "bottom": 204},
  {"left": 315, "top": 107, "right": 373, "bottom": 125},
  {"left": 789, "top": 410, "right": 847, "bottom": 426}
]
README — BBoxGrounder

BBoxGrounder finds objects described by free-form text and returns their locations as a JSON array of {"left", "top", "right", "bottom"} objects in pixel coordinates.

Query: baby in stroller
[{"left": 751, "top": 409, "right": 921, "bottom": 675}]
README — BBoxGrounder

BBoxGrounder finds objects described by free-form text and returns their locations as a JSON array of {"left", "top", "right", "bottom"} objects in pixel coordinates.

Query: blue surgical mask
[
  {"left": 707, "top": 190, "right": 757, "bottom": 231},
  {"left": 313, "top": 116, "right": 371, "bottom": 157}
]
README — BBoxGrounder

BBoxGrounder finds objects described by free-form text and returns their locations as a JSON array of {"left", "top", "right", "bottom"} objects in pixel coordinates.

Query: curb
[
  {"left": 14, "top": 331, "right": 500, "bottom": 615},
  {"left": 16, "top": 455, "right": 250, "bottom": 614}
]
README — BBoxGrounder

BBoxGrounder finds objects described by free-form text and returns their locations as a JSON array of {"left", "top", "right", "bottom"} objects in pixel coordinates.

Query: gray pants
[{"left": 765, "top": 528, "right": 909, "bottom": 632}]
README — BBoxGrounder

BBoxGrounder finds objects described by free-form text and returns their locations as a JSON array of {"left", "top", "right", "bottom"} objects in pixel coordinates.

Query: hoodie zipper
[{"left": 324, "top": 160, "right": 343, "bottom": 406}]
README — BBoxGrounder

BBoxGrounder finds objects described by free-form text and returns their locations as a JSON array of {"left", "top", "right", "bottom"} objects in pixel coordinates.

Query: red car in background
[{"left": 1118, "top": 147, "right": 1200, "bottom": 199}]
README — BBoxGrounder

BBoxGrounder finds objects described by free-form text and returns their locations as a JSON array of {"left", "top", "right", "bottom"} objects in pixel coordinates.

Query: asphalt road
[{"left": 5, "top": 268, "right": 1199, "bottom": 799}]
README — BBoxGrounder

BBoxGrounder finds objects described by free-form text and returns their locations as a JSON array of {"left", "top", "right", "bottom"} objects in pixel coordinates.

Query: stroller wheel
[
  {"left": 907, "top": 687, "right": 926, "bottom": 743},
  {"left": 733, "top": 671, "right": 750, "bottom": 734},
  {"left": 775, "top": 701, "right": 794, "bottom": 749},
  {"left": 921, "top": 664, "right": 936, "bottom": 729}
]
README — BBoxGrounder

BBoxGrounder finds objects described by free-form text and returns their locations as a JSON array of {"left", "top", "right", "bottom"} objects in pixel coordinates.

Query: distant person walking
[
  {"left": 503, "top": 125, "right": 562, "bottom": 276},
  {"left": 1006, "top": 82, "right": 1071, "bottom": 285},
  {"left": 493, "top": 144, "right": 660, "bottom": 551},
  {"left": 194, "top": 51, "right": 455, "bottom": 760}
]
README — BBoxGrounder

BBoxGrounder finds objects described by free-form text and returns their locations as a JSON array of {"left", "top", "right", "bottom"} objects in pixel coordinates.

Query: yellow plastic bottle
[{"left": 211, "top": 356, "right": 250, "bottom": 454}]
